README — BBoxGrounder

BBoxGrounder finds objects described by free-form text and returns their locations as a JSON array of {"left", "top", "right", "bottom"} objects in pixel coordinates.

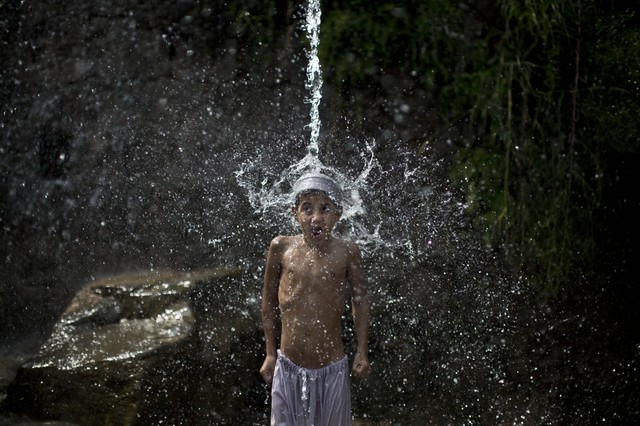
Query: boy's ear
[{"left": 291, "top": 205, "right": 296, "bottom": 215}]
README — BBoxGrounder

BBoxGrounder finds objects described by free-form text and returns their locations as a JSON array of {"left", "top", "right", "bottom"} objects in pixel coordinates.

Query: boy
[{"left": 260, "top": 172, "right": 371, "bottom": 425}]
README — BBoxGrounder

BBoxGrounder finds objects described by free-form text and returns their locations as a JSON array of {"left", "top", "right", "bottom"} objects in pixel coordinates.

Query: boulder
[{"left": 1, "top": 268, "right": 266, "bottom": 425}]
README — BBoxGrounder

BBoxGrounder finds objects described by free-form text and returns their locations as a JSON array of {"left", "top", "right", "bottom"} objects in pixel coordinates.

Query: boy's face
[{"left": 293, "top": 192, "right": 342, "bottom": 245}]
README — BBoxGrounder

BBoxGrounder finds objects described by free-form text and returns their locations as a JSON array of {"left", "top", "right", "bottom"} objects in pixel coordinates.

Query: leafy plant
[{"left": 319, "top": 0, "right": 640, "bottom": 298}]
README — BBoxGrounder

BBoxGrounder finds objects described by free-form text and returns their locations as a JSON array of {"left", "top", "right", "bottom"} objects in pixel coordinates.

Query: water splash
[
  {"left": 234, "top": 141, "right": 384, "bottom": 252},
  {"left": 234, "top": 0, "right": 387, "bottom": 251}
]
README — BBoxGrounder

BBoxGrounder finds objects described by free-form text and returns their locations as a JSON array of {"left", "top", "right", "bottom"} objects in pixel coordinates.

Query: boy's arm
[
  {"left": 259, "top": 236, "right": 283, "bottom": 384},
  {"left": 347, "top": 242, "right": 371, "bottom": 379}
]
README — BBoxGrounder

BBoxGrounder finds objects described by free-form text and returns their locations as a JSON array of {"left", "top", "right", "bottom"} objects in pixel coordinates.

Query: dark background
[{"left": 1, "top": 0, "right": 638, "bottom": 423}]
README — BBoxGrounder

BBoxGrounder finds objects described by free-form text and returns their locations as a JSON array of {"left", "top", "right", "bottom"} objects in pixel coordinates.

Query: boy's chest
[
  {"left": 283, "top": 248, "right": 345, "bottom": 281},
  {"left": 280, "top": 250, "right": 347, "bottom": 300}
]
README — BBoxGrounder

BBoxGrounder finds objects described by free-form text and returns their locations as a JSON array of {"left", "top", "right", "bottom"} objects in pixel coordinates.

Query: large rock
[{"left": 1, "top": 268, "right": 266, "bottom": 425}]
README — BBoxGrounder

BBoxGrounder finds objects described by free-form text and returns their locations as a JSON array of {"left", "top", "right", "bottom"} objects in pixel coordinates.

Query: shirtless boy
[{"left": 260, "top": 172, "right": 371, "bottom": 425}]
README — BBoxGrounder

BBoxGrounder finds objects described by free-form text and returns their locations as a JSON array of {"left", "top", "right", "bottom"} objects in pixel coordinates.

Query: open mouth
[{"left": 311, "top": 226, "right": 323, "bottom": 237}]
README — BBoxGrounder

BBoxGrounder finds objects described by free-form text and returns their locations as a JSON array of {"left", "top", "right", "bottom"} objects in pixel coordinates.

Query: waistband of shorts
[{"left": 277, "top": 349, "right": 348, "bottom": 378}]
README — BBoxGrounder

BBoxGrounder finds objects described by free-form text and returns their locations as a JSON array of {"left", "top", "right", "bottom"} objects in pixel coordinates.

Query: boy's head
[{"left": 292, "top": 173, "right": 343, "bottom": 209}]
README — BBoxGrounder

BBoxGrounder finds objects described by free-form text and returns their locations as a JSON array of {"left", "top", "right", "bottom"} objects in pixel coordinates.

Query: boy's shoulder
[
  {"left": 335, "top": 238, "right": 361, "bottom": 256},
  {"left": 271, "top": 234, "right": 297, "bottom": 243},
  {"left": 269, "top": 235, "right": 298, "bottom": 250}
]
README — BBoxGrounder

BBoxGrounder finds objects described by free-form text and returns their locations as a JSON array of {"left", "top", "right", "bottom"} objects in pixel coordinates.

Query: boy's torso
[{"left": 277, "top": 235, "right": 350, "bottom": 369}]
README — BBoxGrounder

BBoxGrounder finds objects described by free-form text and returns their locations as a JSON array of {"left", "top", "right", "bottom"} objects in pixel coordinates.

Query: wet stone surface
[{"left": 0, "top": 268, "right": 266, "bottom": 425}]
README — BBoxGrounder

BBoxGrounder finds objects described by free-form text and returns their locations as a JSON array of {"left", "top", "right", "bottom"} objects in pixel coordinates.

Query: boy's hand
[
  {"left": 260, "top": 355, "right": 277, "bottom": 384},
  {"left": 351, "top": 351, "right": 371, "bottom": 379}
]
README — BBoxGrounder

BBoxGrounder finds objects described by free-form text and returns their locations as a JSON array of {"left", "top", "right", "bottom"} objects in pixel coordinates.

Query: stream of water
[{"left": 304, "top": 0, "right": 322, "bottom": 157}]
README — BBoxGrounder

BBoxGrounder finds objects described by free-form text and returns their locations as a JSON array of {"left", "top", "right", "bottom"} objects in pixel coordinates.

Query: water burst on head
[{"left": 235, "top": 0, "right": 383, "bottom": 251}]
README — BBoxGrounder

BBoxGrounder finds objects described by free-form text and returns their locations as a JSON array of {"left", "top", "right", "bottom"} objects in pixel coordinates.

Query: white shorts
[{"left": 270, "top": 350, "right": 351, "bottom": 426}]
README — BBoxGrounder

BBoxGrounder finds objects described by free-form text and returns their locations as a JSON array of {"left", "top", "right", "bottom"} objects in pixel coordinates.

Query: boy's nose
[{"left": 311, "top": 211, "right": 323, "bottom": 223}]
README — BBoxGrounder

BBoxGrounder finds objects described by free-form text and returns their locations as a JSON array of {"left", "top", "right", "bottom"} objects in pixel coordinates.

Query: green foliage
[
  {"left": 582, "top": 13, "right": 640, "bottom": 153},
  {"left": 450, "top": 1, "right": 639, "bottom": 296},
  {"left": 319, "top": 0, "right": 640, "bottom": 298},
  {"left": 320, "top": 0, "right": 466, "bottom": 93}
]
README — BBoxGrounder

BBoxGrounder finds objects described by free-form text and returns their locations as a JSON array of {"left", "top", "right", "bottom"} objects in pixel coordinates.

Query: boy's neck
[{"left": 301, "top": 234, "right": 334, "bottom": 252}]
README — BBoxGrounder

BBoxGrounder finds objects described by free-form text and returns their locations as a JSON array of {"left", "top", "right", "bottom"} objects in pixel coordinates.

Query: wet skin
[{"left": 260, "top": 193, "right": 371, "bottom": 382}]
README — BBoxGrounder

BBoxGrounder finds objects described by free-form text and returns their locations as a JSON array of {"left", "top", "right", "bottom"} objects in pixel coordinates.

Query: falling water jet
[{"left": 304, "top": 0, "right": 323, "bottom": 158}]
